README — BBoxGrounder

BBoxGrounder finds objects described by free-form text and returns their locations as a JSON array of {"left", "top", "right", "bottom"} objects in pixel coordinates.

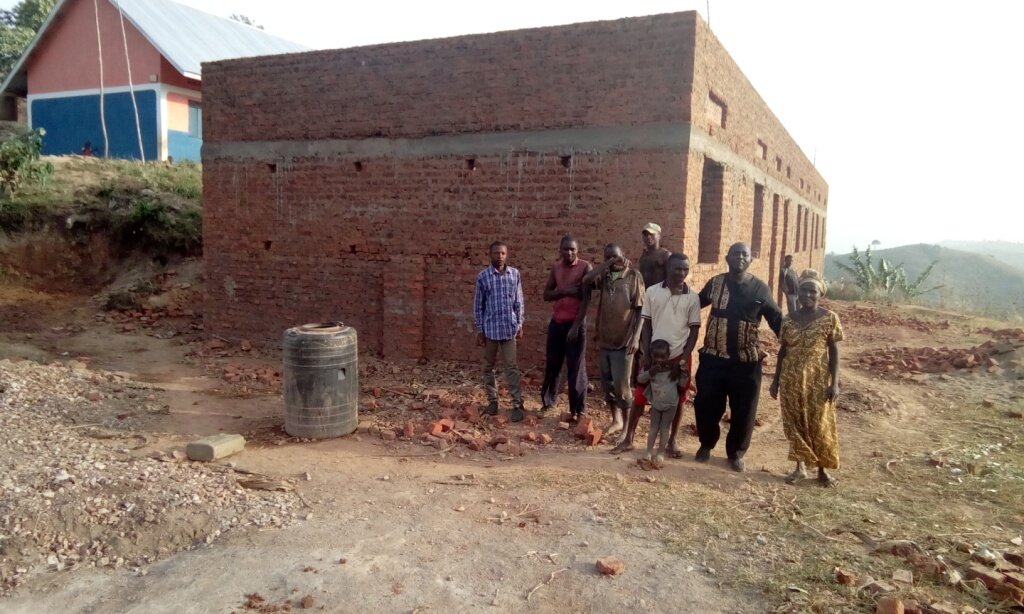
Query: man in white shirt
[{"left": 611, "top": 253, "right": 701, "bottom": 456}]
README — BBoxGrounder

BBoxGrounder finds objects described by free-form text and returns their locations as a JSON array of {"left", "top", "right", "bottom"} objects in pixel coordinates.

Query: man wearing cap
[{"left": 638, "top": 222, "right": 672, "bottom": 289}]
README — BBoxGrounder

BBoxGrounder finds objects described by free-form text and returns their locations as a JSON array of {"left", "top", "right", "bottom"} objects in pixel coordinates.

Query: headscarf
[{"left": 798, "top": 268, "right": 827, "bottom": 296}]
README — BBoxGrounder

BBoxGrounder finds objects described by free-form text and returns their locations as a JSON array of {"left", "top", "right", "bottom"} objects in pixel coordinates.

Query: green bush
[
  {"left": 825, "top": 278, "right": 864, "bottom": 302},
  {"left": 0, "top": 127, "right": 53, "bottom": 194},
  {"left": 834, "top": 245, "right": 943, "bottom": 302},
  {"left": 112, "top": 197, "right": 201, "bottom": 254}
]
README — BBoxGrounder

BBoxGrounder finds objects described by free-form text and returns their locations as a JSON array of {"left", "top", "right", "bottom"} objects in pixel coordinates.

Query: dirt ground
[{"left": 1, "top": 258, "right": 1023, "bottom": 613}]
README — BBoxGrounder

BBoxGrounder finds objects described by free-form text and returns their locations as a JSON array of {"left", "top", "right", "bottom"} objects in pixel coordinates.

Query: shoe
[
  {"left": 510, "top": 406, "right": 526, "bottom": 422},
  {"left": 654, "top": 453, "right": 665, "bottom": 465},
  {"left": 729, "top": 458, "right": 746, "bottom": 473},
  {"left": 485, "top": 401, "right": 499, "bottom": 416},
  {"left": 568, "top": 413, "right": 579, "bottom": 424},
  {"left": 538, "top": 405, "right": 553, "bottom": 415},
  {"left": 694, "top": 447, "right": 711, "bottom": 463}
]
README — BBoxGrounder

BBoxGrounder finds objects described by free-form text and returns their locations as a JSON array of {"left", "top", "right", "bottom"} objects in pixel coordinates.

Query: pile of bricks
[{"left": 853, "top": 337, "right": 1023, "bottom": 378}]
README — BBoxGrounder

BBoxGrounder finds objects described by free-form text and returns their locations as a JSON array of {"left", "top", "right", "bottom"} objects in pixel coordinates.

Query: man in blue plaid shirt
[{"left": 474, "top": 241, "right": 526, "bottom": 421}]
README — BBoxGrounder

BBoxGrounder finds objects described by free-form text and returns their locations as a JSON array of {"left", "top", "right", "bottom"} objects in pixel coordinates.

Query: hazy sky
[{"left": 7, "top": 0, "right": 1023, "bottom": 252}]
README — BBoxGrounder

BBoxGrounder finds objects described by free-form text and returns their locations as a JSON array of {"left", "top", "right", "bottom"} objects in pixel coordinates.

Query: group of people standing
[{"left": 472, "top": 223, "right": 844, "bottom": 486}]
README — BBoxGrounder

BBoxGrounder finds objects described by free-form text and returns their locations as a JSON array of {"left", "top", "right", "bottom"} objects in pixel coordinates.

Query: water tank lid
[{"left": 296, "top": 322, "right": 345, "bottom": 334}]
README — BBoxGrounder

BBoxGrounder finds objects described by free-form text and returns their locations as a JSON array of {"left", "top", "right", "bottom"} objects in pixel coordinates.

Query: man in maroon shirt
[{"left": 540, "top": 235, "right": 593, "bottom": 421}]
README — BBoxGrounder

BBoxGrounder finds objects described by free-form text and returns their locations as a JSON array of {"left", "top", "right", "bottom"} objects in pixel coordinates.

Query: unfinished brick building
[{"left": 202, "top": 11, "right": 828, "bottom": 362}]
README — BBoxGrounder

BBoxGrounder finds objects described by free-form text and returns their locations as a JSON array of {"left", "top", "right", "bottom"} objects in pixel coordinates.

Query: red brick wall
[
  {"left": 203, "top": 152, "right": 688, "bottom": 363},
  {"left": 203, "top": 13, "right": 696, "bottom": 142}
]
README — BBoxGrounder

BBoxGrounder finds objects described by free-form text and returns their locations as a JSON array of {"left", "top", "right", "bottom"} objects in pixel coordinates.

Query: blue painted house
[{"left": 0, "top": 0, "right": 306, "bottom": 161}]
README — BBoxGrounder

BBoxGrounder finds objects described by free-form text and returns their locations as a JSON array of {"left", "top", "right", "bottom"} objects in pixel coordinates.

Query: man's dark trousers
[
  {"left": 541, "top": 319, "right": 588, "bottom": 415},
  {"left": 693, "top": 353, "right": 761, "bottom": 459}
]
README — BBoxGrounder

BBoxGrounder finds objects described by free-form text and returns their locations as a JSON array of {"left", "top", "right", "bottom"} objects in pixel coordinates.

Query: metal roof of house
[{"left": 1, "top": 0, "right": 309, "bottom": 97}]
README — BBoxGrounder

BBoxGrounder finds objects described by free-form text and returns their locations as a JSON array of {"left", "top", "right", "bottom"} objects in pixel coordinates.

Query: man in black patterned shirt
[{"left": 693, "top": 242, "right": 782, "bottom": 472}]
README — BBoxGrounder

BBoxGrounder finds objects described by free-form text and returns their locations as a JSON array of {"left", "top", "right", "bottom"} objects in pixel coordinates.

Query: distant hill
[
  {"left": 940, "top": 240, "right": 1024, "bottom": 273},
  {"left": 824, "top": 244, "right": 1024, "bottom": 320}
]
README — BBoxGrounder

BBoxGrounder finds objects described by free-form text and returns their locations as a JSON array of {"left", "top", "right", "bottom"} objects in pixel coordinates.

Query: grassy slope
[
  {"left": 825, "top": 244, "right": 1024, "bottom": 319},
  {"left": 0, "top": 156, "right": 202, "bottom": 253}
]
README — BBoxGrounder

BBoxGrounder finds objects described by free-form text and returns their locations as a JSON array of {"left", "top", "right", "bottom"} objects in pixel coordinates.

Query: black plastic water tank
[{"left": 282, "top": 322, "right": 358, "bottom": 438}]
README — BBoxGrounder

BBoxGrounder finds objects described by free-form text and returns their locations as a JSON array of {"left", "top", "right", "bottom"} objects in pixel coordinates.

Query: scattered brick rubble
[{"left": 853, "top": 329, "right": 1024, "bottom": 380}]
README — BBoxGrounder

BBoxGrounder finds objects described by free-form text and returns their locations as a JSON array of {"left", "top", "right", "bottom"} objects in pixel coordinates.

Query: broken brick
[
  {"left": 380, "top": 430, "right": 397, "bottom": 441},
  {"left": 429, "top": 422, "right": 445, "bottom": 436},
  {"left": 468, "top": 439, "right": 486, "bottom": 451},
  {"left": 991, "top": 582, "right": 1024, "bottom": 605},
  {"left": 861, "top": 580, "right": 896, "bottom": 594},
  {"left": 585, "top": 428, "right": 603, "bottom": 446},
  {"left": 835, "top": 568, "right": 856, "bottom": 585},
  {"left": 524, "top": 432, "right": 538, "bottom": 442},
  {"left": 489, "top": 435, "right": 509, "bottom": 446},
  {"left": 574, "top": 417, "right": 594, "bottom": 438},
  {"left": 539, "top": 433, "right": 552, "bottom": 444},
  {"left": 596, "top": 556, "right": 625, "bottom": 575},
  {"left": 492, "top": 415, "right": 508, "bottom": 427},
  {"left": 439, "top": 418, "right": 455, "bottom": 432},
  {"left": 558, "top": 422, "right": 570, "bottom": 430},
  {"left": 495, "top": 443, "right": 509, "bottom": 453},
  {"left": 1005, "top": 571, "right": 1024, "bottom": 590},
  {"left": 966, "top": 563, "right": 1007, "bottom": 589},
  {"left": 403, "top": 422, "right": 416, "bottom": 439},
  {"left": 874, "top": 597, "right": 903, "bottom": 614}
]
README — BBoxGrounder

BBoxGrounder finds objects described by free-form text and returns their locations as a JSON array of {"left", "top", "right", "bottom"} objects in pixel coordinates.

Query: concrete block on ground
[{"left": 186, "top": 434, "right": 246, "bottom": 462}]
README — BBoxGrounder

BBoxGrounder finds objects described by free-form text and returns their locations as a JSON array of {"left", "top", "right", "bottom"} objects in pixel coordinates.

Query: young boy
[{"left": 636, "top": 339, "right": 684, "bottom": 466}]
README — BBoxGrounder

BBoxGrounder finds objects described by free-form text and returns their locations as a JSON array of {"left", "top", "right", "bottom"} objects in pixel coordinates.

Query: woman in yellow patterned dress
[{"left": 769, "top": 269, "right": 843, "bottom": 487}]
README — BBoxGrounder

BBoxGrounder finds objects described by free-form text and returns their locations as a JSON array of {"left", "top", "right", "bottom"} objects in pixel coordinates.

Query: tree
[
  {"left": 229, "top": 14, "right": 264, "bottom": 30},
  {"left": 12, "top": 0, "right": 54, "bottom": 31},
  {"left": 0, "top": 0, "right": 55, "bottom": 81}
]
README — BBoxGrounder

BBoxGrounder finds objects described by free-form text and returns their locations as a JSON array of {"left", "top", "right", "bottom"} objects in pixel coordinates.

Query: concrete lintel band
[
  {"left": 205, "top": 122, "right": 824, "bottom": 217},
  {"left": 203, "top": 122, "right": 690, "bottom": 161}
]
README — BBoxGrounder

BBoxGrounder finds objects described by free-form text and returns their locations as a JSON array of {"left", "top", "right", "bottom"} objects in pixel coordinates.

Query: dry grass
[{"left": 515, "top": 395, "right": 1024, "bottom": 612}]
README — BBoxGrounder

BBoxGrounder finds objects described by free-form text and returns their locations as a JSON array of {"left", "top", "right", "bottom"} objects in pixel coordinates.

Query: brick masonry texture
[{"left": 202, "top": 11, "right": 828, "bottom": 364}]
